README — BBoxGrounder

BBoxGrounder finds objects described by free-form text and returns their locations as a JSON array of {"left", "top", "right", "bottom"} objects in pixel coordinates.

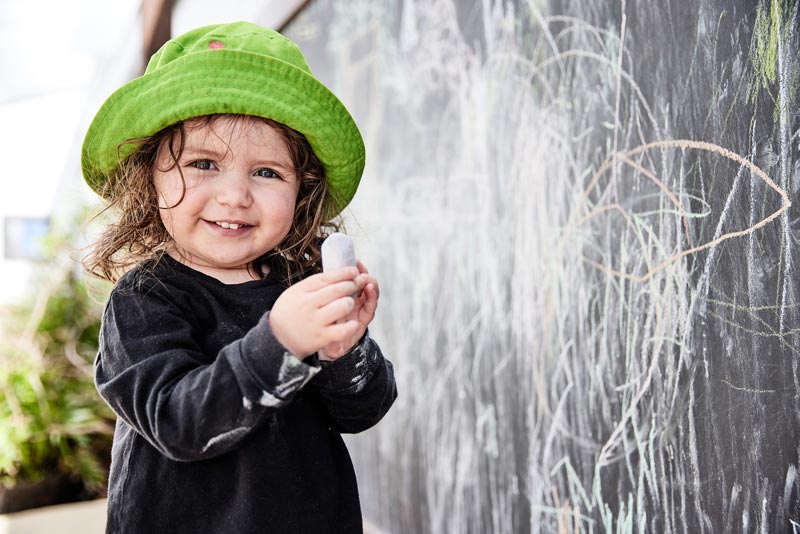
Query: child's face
[{"left": 154, "top": 116, "right": 300, "bottom": 283}]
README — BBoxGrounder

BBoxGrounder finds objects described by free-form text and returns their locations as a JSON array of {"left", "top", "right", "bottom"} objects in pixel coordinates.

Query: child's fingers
[
  {"left": 358, "top": 283, "right": 379, "bottom": 321},
  {"left": 310, "top": 277, "right": 366, "bottom": 305},
  {"left": 354, "top": 275, "right": 379, "bottom": 300},
  {"left": 363, "top": 276, "right": 379, "bottom": 299},
  {"left": 317, "top": 296, "right": 356, "bottom": 325},
  {"left": 366, "top": 283, "right": 380, "bottom": 306},
  {"left": 324, "top": 319, "right": 362, "bottom": 342},
  {"left": 301, "top": 266, "right": 359, "bottom": 291}
]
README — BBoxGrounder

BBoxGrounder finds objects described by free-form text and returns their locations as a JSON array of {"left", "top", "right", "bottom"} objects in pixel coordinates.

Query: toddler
[{"left": 81, "top": 21, "right": 396, "bottom": 534}]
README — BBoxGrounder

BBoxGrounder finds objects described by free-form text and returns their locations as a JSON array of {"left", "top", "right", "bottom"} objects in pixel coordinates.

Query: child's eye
[
  {"left": 189, "top": 159, "right": 216, "bottom": 171},
  {"left": 254, "top": 168, "right": 280, "bottom": 179}
]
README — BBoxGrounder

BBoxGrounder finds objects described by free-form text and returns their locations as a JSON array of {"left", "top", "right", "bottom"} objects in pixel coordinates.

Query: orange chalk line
[
  {"left": 615, "top": 153, "right": 692, "bottom": 245},
  {"left": 576, "top": 140, "right": 792, "bottom": 283},
  {"left": 593, "top": 140, "right": 791, "bottom": 465}
]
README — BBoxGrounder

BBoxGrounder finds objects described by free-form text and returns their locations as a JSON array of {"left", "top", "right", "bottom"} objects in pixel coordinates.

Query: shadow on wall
[{"left": 284, "top": 0, "right": 799, "bottom": 533}]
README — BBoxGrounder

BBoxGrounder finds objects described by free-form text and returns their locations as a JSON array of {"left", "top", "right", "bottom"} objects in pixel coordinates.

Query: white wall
[
  {"left": 0, "top": 0, "right": 141, "bottom": 304},
  {"left": 173, "top": 0, "right": 306, "bottom": 35}
]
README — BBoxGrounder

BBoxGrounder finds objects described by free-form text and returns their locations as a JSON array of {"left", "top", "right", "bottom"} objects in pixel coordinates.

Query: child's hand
[
  {"left": 319, "top": 261, "right": 379, "bottom": 361},
  {"left": 269, "top": 262, "right": 379, "bottom": 360}
]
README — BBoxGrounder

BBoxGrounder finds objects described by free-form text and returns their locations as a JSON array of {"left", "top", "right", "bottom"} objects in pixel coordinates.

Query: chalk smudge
[
  {"left": 284, "top": 0, "right": 800, "bottom": 532},
  {"left": 201, "top": 427, "right": 250, "bottom": 455}
]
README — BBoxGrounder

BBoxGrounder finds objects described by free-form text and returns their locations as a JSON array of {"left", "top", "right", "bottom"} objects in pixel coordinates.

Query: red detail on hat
[{"left": 208, "top": 40, "right": 224, "bottom": 49}]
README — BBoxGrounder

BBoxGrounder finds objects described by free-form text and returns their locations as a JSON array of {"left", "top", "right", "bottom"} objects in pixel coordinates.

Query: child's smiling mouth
[{"left": 205, "top": 219, "right": 254, "bottom": 232}]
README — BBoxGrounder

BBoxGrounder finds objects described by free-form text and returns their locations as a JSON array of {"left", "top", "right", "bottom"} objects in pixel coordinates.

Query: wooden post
[{"left": 141, "top": 0, "right": 173, "bottom": 73}]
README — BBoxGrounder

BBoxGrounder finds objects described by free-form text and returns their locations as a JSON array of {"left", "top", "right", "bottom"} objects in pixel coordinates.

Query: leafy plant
[{"left": 0, "top": 218, "right": 114, "bottom": 504}]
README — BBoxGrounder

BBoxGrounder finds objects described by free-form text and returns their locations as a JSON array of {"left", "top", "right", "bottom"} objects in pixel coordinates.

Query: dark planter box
[{"left": 0, "top": 474, "right": 87, "bottom": 514}]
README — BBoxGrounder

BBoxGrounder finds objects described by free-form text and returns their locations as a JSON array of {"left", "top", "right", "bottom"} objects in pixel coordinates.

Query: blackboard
[{"left": 283, "top": 0, "right": 799, "bottom": 531}]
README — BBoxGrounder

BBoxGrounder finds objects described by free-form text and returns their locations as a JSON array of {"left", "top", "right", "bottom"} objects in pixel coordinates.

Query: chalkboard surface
[{"left": 284, "top": 1, "right": 799, "bottom": 532}]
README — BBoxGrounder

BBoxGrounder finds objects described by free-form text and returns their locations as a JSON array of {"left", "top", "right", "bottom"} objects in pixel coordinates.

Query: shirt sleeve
[
  {"left": 311, "top": 332, "right": 397, "bottom": 434},
  {"left": 95, "top": 280, "right": 318, "bottom": 462}
]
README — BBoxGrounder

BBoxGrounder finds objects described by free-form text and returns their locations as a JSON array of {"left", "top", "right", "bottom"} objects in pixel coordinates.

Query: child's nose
[{"left": 214, "top": 172, "right": 253, "bottom": 207}]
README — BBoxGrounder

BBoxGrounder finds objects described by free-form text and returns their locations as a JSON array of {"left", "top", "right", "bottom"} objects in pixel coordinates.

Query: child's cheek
[
  {"left": 158, "top": 208, "right": 176, "bottom": 236},
  {"left": 159, "top": 190, "right": 180, "bottom": 210}
]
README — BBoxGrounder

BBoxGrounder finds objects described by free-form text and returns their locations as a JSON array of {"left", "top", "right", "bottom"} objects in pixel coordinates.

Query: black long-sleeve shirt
[{"left": 95, "top": 254, "right": 396, "bottom": 533}]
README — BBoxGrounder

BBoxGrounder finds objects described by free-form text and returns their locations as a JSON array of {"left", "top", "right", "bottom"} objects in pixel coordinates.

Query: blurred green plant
[{"left": 0, "top": 215, "right": 114, "bottom": 507}]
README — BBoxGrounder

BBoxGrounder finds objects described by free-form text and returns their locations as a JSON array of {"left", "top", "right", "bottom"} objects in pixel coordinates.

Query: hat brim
[{"left": 81, "top": 49, "right": 364, "bottom": 214}]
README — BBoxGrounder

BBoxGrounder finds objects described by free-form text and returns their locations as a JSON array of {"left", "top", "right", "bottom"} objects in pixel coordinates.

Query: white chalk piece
[{"left": 321, "top": 232, "right": 357, "bottom": 272}]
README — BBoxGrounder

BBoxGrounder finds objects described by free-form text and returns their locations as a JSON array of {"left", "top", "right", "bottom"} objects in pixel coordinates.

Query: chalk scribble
[{"left": 284, "top": 0, "right": 799, "bottom": 532}]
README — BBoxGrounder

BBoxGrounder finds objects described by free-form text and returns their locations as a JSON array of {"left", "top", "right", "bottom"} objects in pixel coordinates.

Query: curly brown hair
[{"left": 82, "top": 114, "right": 341, "bottom": 284}]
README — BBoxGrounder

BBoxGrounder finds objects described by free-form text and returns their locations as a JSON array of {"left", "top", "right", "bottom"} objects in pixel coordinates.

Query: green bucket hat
[{"left": 81, "top": 21, "right": 365, "bottom": 214}]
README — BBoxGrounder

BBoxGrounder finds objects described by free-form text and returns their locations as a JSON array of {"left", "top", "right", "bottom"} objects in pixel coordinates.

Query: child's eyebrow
[
  {"left": 182, "top": 146, "right": 228, "bottom": 158},
  {"left": 254, "top": 159, "right": 294, "bottom": 171},
  {"left": 181, "top": 147, "right": 293, "bottom": 169}
]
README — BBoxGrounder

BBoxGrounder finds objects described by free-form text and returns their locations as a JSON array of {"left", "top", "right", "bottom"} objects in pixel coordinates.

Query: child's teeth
[
  {"left": 229, "top": 223, "right": 239, "bottom": 229},
  {"left": 216, "top": 221, "right": 240, "bottom": 229}
]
